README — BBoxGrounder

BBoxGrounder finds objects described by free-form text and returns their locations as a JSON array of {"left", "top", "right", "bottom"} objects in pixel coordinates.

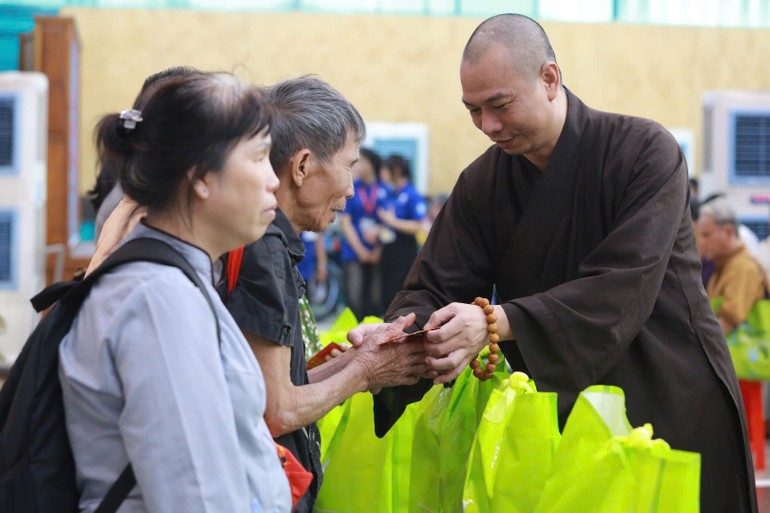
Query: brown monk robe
[{"left": 376, "top": 88, "right": 756, "bottom": 513}]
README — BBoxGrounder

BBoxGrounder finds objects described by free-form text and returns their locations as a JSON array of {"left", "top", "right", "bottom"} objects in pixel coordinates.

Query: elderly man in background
[{"left": 699, "top": 199, "right": 767, "bottom": 335}]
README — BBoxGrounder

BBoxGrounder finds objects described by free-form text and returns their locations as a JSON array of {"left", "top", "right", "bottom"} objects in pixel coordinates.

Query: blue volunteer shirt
[
  {"left": 388, "top": 183, "right": 427, "bottom": 223},
  {"left": 340, "top": 179, "right": 388, "bottom": 262}
]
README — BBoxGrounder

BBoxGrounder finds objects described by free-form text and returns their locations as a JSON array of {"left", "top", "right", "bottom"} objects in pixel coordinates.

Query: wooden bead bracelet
[{"left": 468, "top": 296, "right": 500, "bottom": 381}]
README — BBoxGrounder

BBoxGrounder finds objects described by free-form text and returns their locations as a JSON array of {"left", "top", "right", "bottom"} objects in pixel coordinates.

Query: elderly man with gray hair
[
  {"left": 220, "top": 75, "right": 432, "bottom": 512},
  {"left": 699, "top": 198, "right": 767, "bottom": 335}
]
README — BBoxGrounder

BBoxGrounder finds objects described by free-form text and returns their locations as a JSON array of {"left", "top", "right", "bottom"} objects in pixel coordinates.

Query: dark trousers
[
  {"left": 381, "top": 234, "right": 418, "bottom": 312},
  {"left": 343, "top": 260, "right": 382, "bottom": 320}
]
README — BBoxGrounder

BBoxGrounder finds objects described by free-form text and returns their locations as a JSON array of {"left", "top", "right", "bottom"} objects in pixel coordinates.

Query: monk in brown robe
[{"left": 350, "top": 13, "right": 756, "bottom": 512}]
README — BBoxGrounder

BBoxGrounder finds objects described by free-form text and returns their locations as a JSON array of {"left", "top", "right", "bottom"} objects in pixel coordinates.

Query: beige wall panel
[{"left": 62, "top": 8, "right": 770, "bottom": 196}]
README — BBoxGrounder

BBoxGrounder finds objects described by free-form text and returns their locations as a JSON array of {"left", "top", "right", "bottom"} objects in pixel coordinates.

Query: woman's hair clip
[{"left": 119, "top": 109, "right": 143, "bottom": 130}]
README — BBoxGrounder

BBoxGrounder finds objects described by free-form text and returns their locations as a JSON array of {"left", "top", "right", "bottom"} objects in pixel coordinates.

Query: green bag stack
[{"left": 313, "top": 309, "right": 700, "bottom": 512}]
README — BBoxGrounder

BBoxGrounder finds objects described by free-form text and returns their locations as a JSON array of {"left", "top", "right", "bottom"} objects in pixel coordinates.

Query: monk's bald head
[{"left": 463, "top": 14, "right": 557, "bottom": 82}]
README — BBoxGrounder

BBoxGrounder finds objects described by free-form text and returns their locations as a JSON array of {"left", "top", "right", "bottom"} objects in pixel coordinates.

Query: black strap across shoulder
[{"left": 94, "top": 464, "right": 136, "bottom": 513}]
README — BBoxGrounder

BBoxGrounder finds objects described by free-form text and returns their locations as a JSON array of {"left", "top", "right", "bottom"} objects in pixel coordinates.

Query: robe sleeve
[
  {"left": 374, "top": 170, "right": 498, "bottom": 436},
  {"left": 386, "top": 171, "right": 497, "bottom": 321},
  {"left": 505, "top": 129, "right": 689, "bottom": 394}
]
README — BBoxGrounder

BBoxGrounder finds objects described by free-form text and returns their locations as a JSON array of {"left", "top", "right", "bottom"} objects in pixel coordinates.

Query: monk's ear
[
  {"left": 288, "top": 149, "right": 313, "bottom": 187},
  {"left": 542, "top": 62, "right": 560, "bottom": 99}
]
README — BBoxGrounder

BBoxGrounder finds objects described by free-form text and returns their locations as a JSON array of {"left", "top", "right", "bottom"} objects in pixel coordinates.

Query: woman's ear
[
  {"left": 289, "top": 149, "right": 313, "bottom": 187},
  {"left": 188, "top": 168, "right": 210, "bottom": 199},
  {"left": 193, "top": 180, "right": 209, "bottom": 199}
]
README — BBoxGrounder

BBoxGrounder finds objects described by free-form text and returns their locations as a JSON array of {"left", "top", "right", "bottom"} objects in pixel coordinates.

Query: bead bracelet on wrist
[{"left": 468, "top": 296, "right": 500, "bottom": 381}]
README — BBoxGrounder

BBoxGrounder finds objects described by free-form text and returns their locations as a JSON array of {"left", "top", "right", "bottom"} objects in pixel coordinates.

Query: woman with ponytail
[
  {"left": 87, "top": 66, "right": 200, "bottom": 273},
  {"left": 59, "top": 71, "right": 291, "bottom": 513}
]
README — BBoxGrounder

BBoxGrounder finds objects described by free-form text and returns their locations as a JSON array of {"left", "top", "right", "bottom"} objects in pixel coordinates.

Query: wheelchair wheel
[{"left": 306, "top": 261, "right": 342, "bottom": 322}]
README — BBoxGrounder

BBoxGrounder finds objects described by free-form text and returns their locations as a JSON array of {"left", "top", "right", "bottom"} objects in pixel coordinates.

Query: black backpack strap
[
  {"left": 94, "top": 465, "right": 136, "bottom": 513},
  {"left": 30, "top": 280, "right": 80, "bottom": 313},
  {"left": 84, "top": 237, "right": 222, "bottom": 512},
  {"left": 95, "top": 237, "right": 221, "bottom": 345},
  {"left": 29, "top": 260, "right": 94, "bottom": 312}
]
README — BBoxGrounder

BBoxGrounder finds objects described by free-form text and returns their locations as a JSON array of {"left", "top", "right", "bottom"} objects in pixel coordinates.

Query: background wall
[{"left": 62, "top": 8, "right": 770, "bottom": 196}]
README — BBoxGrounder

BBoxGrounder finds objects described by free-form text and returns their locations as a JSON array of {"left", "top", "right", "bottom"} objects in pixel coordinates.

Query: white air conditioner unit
[
  {"left": 0, "top": 71, "right": 48, "bottom": 364},
  {"left": 700, "top": 90, "right": 770, "bottom": 240}
]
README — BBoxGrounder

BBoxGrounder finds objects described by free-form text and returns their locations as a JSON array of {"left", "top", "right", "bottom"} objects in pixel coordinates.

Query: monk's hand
[
  {"left": 350, "top": 314, "right": 436, "bottom": 391},
  {"left": 421, "top": 302, "right": 490, "bottom": 384}
]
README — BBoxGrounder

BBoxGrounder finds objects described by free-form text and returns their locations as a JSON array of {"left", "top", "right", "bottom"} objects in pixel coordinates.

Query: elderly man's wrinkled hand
[
  {"left": 347, "top": 322, "right": 384, "bottom": 348},
  {"left": 347, "top": 313, "right": 415, "bottom": 347},
  {"left": 352, "top": 314, "right": 437, "bottom": 390}
]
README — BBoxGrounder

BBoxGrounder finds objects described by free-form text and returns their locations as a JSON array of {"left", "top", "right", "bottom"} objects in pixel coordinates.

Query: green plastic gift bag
[
  {"left": 627, "top": 426, "right": 701, "bottom": 513},
  {"left": 315, "top": 313, "right": 422, "bottom": 513},
  {"left": 406, "top": 383, "right": 446, "bottom": 512},
  {"left": 534, "top": 385, "right": 700, "bottom": 513},
  {"left": 711, "top": 297, "right": 770, "bottom": 380},
  {"left": 462, "top": 372, "right": 560, "bottom": 513},
  {"left": 315, "top": 397, "right": 349, "bottom": 471},
  {"left": 314, "top": 312, "right": 390, "bottom": 460},
  {"left": 409, "top": 358, "right": 509, "bottom": 513},
  {"left": 318, "top": 307, "right": 360, "bottom": 346},
  {"left": 315, "top": 310, "right": 379, "bottom": 463},
  {"left": 314, "top": 391, "right": 420, "bottom": 513}
]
